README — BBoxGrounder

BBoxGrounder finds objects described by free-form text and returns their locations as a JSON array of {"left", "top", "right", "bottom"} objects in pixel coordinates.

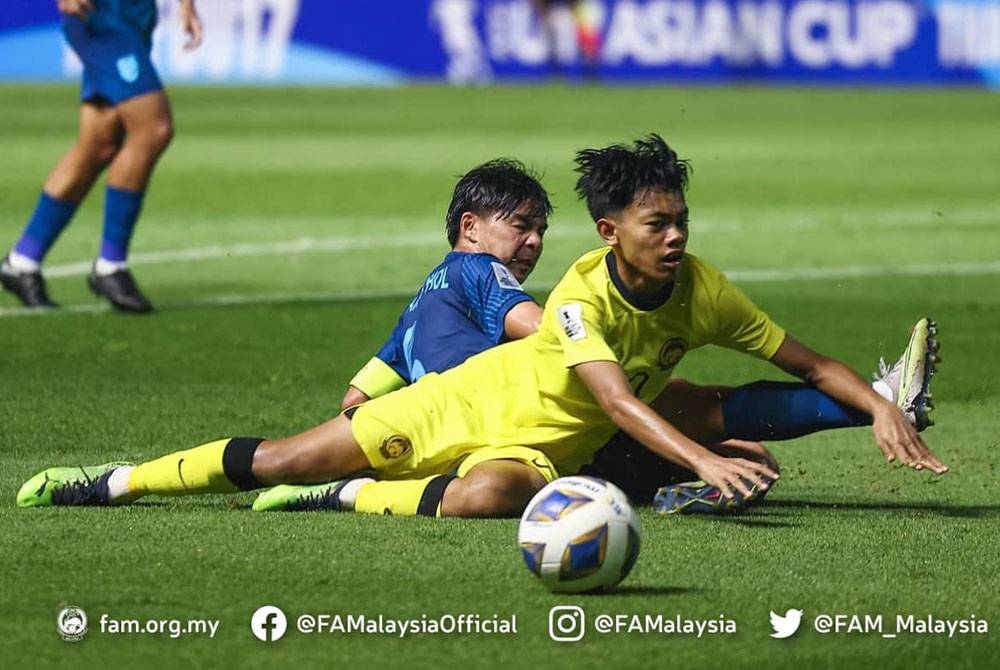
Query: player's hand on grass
[
  {"left": 179, "top": 0, "right": 203, "bottom": 51},
  {"left": 871, "top": 401, "right": 948, "bottom": 474},
  {"left": 57, "top": 0, "right": 93, "bottom": 19},
  {"left": 692, "top": 454, "right": 779, "bottom": 500}
]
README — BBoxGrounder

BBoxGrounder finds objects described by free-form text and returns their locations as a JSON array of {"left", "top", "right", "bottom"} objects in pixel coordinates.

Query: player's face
[
  {"left": 477, "top": 203, "right": 548, "bottom": 283},
  {"left": 606, "top": 189, "right": 688, "bottom": 285}
]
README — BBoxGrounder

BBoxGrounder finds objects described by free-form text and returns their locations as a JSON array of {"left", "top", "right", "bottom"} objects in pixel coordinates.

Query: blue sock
[
  {"left": 722, "top": 381, "right": 871, "bottom": 442},
  {"left": 100, "top": 185, "right": 145, "bottom": 262},
  {"left": 13, "top": 192, "right": 79, "bottom": 262}
]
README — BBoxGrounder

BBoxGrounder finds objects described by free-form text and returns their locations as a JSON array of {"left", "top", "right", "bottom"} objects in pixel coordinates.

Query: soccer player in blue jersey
[
  {"left": 341, "top": 159, "right": 550, "bottom": 410},
  {"left": 0, "top": 0, "right": 202, "bottom": 313},
  {"left": 18, "top": 139, "right": 945, "bottom": 519}
]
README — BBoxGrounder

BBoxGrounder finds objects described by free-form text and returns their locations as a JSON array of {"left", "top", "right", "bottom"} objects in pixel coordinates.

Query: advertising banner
[{"left": 1, "top": 0, "right": 997, "bottom": 87}]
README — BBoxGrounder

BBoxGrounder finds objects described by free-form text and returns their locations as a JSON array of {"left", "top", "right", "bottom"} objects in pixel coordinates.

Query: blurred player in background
[
  {"left": 17, "top": 138, "right": 945, "bottom": 519},
  {"left": 0, "top": 0, "right": 203, "bottom": 313}
]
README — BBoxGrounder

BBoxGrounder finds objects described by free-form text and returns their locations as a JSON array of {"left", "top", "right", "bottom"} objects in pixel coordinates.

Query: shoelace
[
  {"left": 50, "top": 467, "right": 104, "bottom": 506},
  {"left": 288, "top": 489, "right": 341, "bottom": 511}
]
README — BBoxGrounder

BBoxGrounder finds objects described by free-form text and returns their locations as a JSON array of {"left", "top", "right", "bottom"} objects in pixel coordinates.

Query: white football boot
[{"left": 872, "top": 318, "right": 940, "bottom": 431}]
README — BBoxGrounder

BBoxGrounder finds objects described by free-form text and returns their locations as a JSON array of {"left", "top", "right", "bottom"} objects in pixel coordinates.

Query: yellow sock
[
  {"left": 128, "top": 437, "right": 263, "bottom": 497},
  {"left": 354, "top": 475, "right": 455, "bottom": 516}
]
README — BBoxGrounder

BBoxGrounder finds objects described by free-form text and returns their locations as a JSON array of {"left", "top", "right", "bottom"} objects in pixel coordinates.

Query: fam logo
[
  {"left": 657, "top": 337, "right": 688, "bottom": 371},
  {"left": 57, "top": 606, "right": 88, "bottom": 642},
  {"left": 380, "top": 435, "right": 413, "bottom": 460}
]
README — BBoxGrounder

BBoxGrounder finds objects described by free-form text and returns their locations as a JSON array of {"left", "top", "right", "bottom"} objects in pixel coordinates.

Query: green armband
[{"left": 349, "top": 357, "right": 407, "bottom": 399}]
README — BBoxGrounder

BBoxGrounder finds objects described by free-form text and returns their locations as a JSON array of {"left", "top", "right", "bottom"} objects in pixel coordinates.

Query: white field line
[
  {"left": 42, "top": 231, "right": 448, "bottom": 279},
  {"left": 37, "top": 203, "right": 1000, "bottom": 279},
  {"left": 2, "top": 258, "right": 999, "bottom": 319}
]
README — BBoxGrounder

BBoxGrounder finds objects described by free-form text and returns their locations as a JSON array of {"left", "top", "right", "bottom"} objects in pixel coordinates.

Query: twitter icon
[{"left": 770, "top": 609, "right": 804, "bottom": 638}]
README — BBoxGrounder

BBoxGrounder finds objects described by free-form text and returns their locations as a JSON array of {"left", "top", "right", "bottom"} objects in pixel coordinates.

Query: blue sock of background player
[{"left": 97, "top": 185, "right": 145, "bottom": 269}]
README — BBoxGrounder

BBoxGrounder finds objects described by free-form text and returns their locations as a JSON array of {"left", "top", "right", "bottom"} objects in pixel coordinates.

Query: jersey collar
[{"left": 605, "top": 252, "right": 675, "bottom": 311}]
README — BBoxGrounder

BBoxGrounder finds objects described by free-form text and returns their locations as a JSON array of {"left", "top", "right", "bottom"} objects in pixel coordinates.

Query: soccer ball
[{"left": 518, "top": 476, "right": 641, "bottom": 593}]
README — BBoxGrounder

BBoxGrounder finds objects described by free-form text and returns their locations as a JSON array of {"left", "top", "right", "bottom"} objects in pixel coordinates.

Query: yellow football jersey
[{"left": 353, "top": 247, "right": 785, "bottom": 478}]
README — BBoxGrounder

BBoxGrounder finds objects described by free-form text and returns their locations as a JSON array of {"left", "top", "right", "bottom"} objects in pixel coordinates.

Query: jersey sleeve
[
  {"left": 351, "top": 327, "right": 410, "bottom": 397},
  {"left": 550, "top": 293, "right": 619, "bottom": 368},
  {"left": 349, "top": 355, "right": 407, "bottom": 399},
  {"left": 710, "top": 275, "right": 786, "bottom": 360},
  {"left": 460, "top": 255, "right": 535, "bottom": 343}
]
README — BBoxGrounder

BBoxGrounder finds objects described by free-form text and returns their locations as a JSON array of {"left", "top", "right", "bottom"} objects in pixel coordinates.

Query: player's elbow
[{"left": 601, "top": 395, "right": 640, "bottom": 429}]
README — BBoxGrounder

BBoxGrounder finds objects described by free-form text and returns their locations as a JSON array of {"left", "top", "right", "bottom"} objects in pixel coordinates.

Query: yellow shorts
[{"left": 350, "top": 373, "right": 557, "bottom": 483}]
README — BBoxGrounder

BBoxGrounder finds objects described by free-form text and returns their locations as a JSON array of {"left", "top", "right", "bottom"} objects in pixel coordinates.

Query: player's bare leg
[
  {"left": 439, "top": 460, "right": 548, "bottom": 518},
  {"left": 105, "top": 90, "right": 173, "bottom": 191},
  {"left": 251, "top": 415, "right": 372, "bottom": 484},
  {"left": 2, "top": 102, "right": 121, "bottom": 308},
  {"left": 88, "top": 90, "right": 175, "bottom": 312},
  {"left": 652, "top": 378, "right": 731, "bottom": 444},
  {"left": 44, "top": 102, "right": 124, "bottom": 201}
]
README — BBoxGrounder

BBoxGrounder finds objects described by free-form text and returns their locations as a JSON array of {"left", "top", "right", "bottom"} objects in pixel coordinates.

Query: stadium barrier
[{"left": 1, "top": 0, "right": 998, "bottom": 87}]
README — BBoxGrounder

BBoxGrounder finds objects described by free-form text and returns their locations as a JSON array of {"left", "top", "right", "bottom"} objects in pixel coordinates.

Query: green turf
[{"left": 0, "top": 85, "right": 998, "bottom": 668}]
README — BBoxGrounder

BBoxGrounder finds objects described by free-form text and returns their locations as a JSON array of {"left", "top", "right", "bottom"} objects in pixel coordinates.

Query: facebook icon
[{"left": 251, "top": 605, "right": 288, "bottom": 642}]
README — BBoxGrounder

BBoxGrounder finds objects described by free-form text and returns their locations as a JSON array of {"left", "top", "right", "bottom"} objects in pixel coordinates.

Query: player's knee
[
  {"left": 154, "top": 119, "right": 174, "bottom": 151},
  {"left": 443, "top": 472, "right": 538, "bottom": 518},
  {"left": 139, "top": 118, "right": 174, "bottom": 153}
]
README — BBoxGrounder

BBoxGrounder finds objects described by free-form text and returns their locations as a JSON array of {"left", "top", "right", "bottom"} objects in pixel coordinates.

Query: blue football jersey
[
  {"left": 84, "top": 0, "right": 158, "bottom": 36},
  {"left": 375, "top": 252, "right": 534, "bottom": 384}
]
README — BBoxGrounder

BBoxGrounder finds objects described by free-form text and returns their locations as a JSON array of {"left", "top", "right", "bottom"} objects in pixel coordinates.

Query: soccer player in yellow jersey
[{"left": 17, "top": 135, "right": 947, "bottom": 517}]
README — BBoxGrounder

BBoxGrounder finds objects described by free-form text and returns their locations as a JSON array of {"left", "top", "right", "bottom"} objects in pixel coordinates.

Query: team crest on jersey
[
  {"left": 380, "top": 435, "right": 413, "bottom": 460},
  {"left": 491, "top": 262, "right": 522, "bottom": 290},
  {"left": 116, "top": 54, "right": 140, "bottom": 83},
  {"left": 657, "top": 337, "right": 689, "bottom": 371},
  {"left": 556, "top": 303, "right": 586, "bottom": 341}
]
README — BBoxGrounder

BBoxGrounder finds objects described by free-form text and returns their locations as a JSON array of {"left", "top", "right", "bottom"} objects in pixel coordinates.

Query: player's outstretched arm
[
  {"left": 573, "top": 360, "right": 779, "bottom": 499},
  {"left": 769, "top": 335, "right": 948, "bottom": 474}
]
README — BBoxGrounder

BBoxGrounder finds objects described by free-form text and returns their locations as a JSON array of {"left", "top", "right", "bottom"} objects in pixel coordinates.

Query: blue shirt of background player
[
  {"left": 71, "top": 0, "right": 159, "bottom": 36},
  {"left": 375, "top": 252, "right": 534, "bottom": 383}
]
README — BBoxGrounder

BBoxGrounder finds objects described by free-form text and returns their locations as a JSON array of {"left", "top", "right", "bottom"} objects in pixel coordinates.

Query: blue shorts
[{"left": 63, "top": 18, "right": 163, "bottom": 105}]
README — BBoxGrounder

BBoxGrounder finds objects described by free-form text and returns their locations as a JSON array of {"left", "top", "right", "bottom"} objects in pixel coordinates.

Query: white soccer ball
[{"left": 518, "top": 476, "right": 641, "bottom": 593}]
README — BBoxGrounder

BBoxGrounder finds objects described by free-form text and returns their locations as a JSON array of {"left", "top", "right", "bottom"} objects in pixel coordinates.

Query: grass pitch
[{"left": 1, "top": 84, "right": 998, "bottom": 668}]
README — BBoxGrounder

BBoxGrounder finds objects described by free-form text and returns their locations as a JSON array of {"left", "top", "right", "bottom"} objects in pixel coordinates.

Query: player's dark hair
[
  {"left": 446, "top": 159, "right": 552, "bottom": 247},
  {"left": 573, "top": 134, "right": 690, "bottom": 221}
]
